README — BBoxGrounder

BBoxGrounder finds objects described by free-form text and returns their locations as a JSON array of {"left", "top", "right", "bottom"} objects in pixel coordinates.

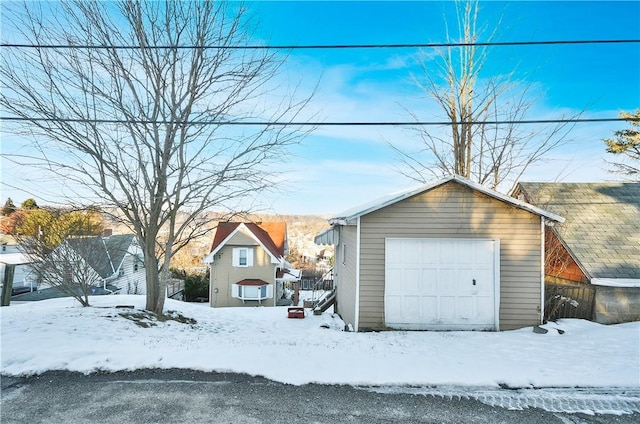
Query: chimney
[{"left": 102, "top": 229, "right": 113, "bottom": 238}]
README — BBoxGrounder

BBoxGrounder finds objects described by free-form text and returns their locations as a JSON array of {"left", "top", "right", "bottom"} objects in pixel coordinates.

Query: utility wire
[
  {"left": 1, "top": 39, "right": 639, "bottom": 50},
  {"left": 0, "top": 117, "right": 631, "bottom": 126}
]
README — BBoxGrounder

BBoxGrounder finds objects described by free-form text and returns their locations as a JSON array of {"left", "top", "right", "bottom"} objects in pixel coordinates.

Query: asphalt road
[{"left": 1, "top": 369, "right": 637, "bottom": 423}]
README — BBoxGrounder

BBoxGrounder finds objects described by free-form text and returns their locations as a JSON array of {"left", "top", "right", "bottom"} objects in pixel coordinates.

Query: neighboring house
[
  {"left": 203, "top": 222, "right": 300, "bottom": 308},
  {"left": 1, "top": 234, "right": 20, "bottom": 254},
  {"left": 0, "top": 234, "right": 39, "bottom": 294},
  {"left": 40, "top": 233, "right": 146, "bottom": 295},
  {"left": 314, "top": 175, "right": 564, "bottom": 332},
  {"left": 514, "top": 182, "right": 640, "bottom": 324}
]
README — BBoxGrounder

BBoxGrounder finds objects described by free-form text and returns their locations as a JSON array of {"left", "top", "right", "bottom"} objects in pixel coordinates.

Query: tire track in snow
[{"left": 362, "top": 386, "right": 640, "bottom": 415}]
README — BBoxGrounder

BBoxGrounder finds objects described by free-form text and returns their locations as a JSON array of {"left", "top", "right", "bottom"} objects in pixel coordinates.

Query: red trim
[{"left": 236, "top": 279, "right": 268, "bottom": 286}]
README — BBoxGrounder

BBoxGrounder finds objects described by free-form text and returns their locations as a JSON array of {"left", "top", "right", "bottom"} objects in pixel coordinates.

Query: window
[
  {"left": 232, "top": 248, "right": 253, "bottom": 267},
  {"left": 232, "top": 282, "right": 273, "bottom": 302},
  {"left": 134, "top": 262, "right": 139, "bottom": 272}
]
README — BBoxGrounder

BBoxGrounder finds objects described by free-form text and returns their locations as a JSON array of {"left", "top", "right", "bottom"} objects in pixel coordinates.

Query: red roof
[
  {"left": 236, "top": 279, "right": 268, "bottom": 286},
  {"left": 209, "top": 221, "right": 287, "bottom": 259}
]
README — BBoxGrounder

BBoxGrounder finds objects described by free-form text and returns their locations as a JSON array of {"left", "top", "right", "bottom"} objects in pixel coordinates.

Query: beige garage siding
[{"left": 358, "top": 181, "right": 543, "bottom": 331}]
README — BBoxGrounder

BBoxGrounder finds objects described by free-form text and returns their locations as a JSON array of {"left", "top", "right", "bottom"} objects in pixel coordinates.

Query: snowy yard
[{"left": 1, "top": 294, "right": 639, "bottom": 415}]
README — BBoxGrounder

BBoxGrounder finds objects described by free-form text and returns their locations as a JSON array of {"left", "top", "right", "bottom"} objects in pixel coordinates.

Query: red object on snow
[{"left": 287, "top": 307, "right": 305, "bottom": 319}]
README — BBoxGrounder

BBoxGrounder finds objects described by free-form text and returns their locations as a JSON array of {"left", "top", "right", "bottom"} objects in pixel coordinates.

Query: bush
[{"left": 183, "top": 273, "right": 209, "bottom": 302}]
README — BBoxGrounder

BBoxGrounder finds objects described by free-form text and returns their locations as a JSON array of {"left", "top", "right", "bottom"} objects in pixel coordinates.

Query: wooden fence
[{"left": 544, "top": 282, "right": 595, "bottom": 322}]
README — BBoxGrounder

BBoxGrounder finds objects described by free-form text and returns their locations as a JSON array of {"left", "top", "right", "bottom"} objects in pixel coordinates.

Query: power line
[
  {"left": 0, "top": 116, "right": 630, "bottom": 126},
  {"left": 1, "top": 39, "right": 639, "bottom": 50}
]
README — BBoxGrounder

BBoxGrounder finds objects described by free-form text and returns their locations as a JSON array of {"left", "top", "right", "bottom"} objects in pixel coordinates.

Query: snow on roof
[
  {"left": 276, "top": 268, "right": 302, "bottom": 282},
  {"left": 0, "top": 252, "right": 34, "bottom": 265},
  {"left": 591, "top": 278, "right": 640, "bottom": 288}
]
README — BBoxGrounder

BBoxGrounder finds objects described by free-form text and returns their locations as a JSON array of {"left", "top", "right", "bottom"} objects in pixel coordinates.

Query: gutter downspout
[
  {"left": 540, "top": 218, "right": 546, "bottom": 324},
  {"left": 354, "top": 216, "right": 361, "bottom": 332}
]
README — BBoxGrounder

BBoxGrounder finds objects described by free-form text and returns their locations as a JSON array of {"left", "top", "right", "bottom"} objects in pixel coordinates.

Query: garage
[{"left": 384, "top": 238, "right": 500, "bottom": 330}]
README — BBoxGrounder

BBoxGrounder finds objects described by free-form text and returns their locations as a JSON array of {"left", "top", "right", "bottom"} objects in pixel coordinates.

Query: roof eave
[
  {"left": 329, "top": 175, "right": 564, "bottom": 223},
  {"left": 204, "top": 223, "right": 282, "bottom": 265}
]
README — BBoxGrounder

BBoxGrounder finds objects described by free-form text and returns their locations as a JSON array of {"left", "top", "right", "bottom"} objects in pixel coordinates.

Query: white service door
[{"left": 385, "top": 238, "right": 498, "bottom": 330}]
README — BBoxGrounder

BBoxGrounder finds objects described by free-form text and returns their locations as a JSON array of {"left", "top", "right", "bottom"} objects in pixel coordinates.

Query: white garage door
[{"left": 385, "top": 238, "right": 499, "bottom": 330}]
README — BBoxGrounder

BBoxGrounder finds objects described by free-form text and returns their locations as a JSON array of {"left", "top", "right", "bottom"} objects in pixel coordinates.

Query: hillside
[{"left": 100, "top": 210, "right": 333, "bottom": 273}]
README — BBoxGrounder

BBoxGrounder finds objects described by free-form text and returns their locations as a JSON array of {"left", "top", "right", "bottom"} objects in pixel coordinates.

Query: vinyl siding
[
  {"left": 357, "top": 181, "right": 543, "bottom": 331},
  {"left": 209, "top": 228, "right": 277, "bottom": 308},
  {"left": 112, "top": 253, "right": 146, "bottom": 294},
  {"left": 335, "top": 225, "right": 358, "bottom": 329}
]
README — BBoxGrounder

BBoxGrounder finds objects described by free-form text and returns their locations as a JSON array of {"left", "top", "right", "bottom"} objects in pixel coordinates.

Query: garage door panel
[
  {"left": 476, "top": 296, "right": 494, "bottom": 321},
  {"left": 475, "top": 241, "right": 495, "bottom": 264},
  {"left": 456, "top": 242, "right": 475, "bottom": 265},
  {"left": 438, "top": 268, "right": 457, "bottom": 294},
  {"left": 420, "top": 242, "right": 439, "bottom": 264},
  {"left": 420, "top": 297, "right": 438, "bottom": 321},
  {"left": 474, "top": 269, "right": 494, "bottom": 295},
  {"left": 456, "top": 268, "right": 475, "bottom": 294},
  {"left": 403, "top": 296, "right": 421, "bottom": 319},
  {"left": 385, "top": 238, "right": 498, "bottom": 330},
  {"left": 439, "top": 296, "right": 456, "bottom": 320},
  {"left": 403, "top": 268, "right": 421, "bottom": 292},
  {"left": 404, "top": 245, "right": 421, "bottom": 265},
  {"left": 386, "top": 240, "right": 404, "bottom": 264},
  {"left": 438, "top": 240, "right": 456, "bottom": 264},
  {"left": 421, "top": 271, "right": 438, "bottom": 294},
  {"left": 457, "top": 296, "right": 474, "bottom": 319}
]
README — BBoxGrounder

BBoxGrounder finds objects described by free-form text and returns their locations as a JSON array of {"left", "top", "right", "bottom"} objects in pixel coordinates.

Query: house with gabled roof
[
  {"left": 514, "top": 182, "right": 640, "bottom": 324},
  {"left": 0, "top": 234, "right": 39, "bottom": 296},
  {"left": 36, "top": 233, "right": 146, "bottom": 296},
  {"left": 315, "top": 175, "right": 563, "bottom": 332},
  {"left": 203, "top": 222, "right": 300, "bottom": 308}
]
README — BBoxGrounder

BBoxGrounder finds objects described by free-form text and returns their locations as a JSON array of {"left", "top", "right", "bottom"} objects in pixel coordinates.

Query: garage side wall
[
  {"left": 358, "top": 181, "right": 543, "bottom": 331},
  {"left": 335, "top": 225, "right": 358, "bottom": 329}
]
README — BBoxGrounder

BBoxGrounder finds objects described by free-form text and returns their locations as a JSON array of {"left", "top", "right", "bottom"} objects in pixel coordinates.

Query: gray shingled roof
[
  {"left": 517, "top": 182, "right": 640, "bottom": 280},
  {"left": 67, "top": 234, "right": 135, "bottom": 279}
]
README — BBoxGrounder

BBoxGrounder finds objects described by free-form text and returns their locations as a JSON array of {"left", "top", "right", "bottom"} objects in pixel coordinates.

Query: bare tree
[
  {"left": 19, "top": 214, "right": 105, "bottom": 307},
  {"left": 393, "top": 0, "right": 578, "bottom": 192},
  {"left": 1, "top": 1, "right": 313, "bottom": 314}
]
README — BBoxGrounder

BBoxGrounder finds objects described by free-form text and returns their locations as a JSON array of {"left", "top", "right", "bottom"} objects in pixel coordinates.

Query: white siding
[{"left": 112, "top": 253, "right": 146, "bottom": 294}]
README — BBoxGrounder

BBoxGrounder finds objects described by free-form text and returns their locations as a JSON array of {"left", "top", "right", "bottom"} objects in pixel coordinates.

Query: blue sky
[
  {"left": 1, "top": 1, "right": 639, "bottom": 215},
  {"left": 249, "top": 1, "right": 640, "bottom": 215}
]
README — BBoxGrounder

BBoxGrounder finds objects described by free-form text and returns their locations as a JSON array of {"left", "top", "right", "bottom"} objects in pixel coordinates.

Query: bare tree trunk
[
  {"left": 1, "top": 1, "right": 314, "bottom": 314},
  {"left": 393, "top": 0, "right": 579, "bottom": 192}
]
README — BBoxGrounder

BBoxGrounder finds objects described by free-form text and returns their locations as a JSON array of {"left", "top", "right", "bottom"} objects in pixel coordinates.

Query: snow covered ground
[{"left": 1, "top": 295, "right": 639, "bottom": 415}]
